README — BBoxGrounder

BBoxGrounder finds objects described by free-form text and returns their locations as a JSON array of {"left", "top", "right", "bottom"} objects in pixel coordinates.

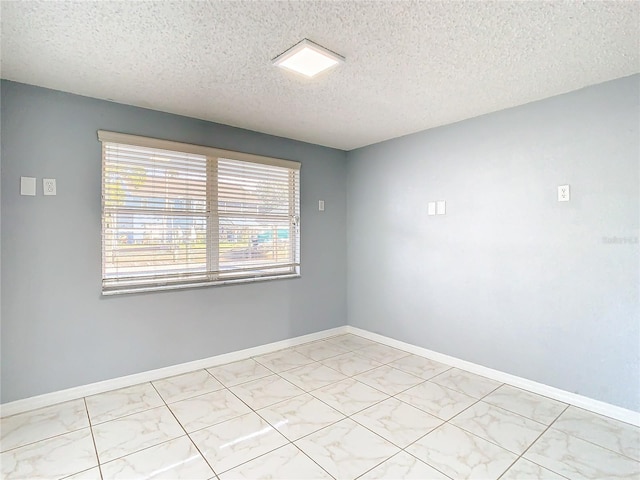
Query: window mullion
[
  {"left": 288, "top": 170, "right": 296, "bottom": 273},
  {"left": 207, "top": 157, "right": 219, "bottom": 279}
]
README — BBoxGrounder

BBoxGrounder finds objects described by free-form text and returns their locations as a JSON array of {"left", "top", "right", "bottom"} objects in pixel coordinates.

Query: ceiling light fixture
[{"left": 272, "top": 39, "right": 345, "bottom": 78}]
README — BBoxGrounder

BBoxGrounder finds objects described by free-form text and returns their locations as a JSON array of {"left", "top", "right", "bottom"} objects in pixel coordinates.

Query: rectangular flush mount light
[{"left": 273, "top": 39, "right": 344, "bottom": 78}]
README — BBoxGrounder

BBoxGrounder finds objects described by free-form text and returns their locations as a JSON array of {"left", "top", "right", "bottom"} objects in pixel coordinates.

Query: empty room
[{"left": 1, "top": 1, "right": 638, "bottom": 479}]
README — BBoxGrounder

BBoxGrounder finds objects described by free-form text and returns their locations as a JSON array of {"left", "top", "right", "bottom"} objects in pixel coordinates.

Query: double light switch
[{"left": 428, "top": 201, "right": 446, "bottom": 215}]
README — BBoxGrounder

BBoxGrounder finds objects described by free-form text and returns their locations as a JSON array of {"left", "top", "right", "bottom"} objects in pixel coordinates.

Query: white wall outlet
[
  {"left": 436, "top": 200, "right": 446, "bottom": 215},
  {"left": 318, "top": 200, "right": 325, "bottom": 211},
  {"left": 427, "top": 202, "right": 436, "bottom": 216},
  {"left": 43, "top": 178, "right": 57, "bottom": 196},
  {"left": 20, "top": 177, "right": 36, "bottom": 196},
  {"left": 558, "top": 184, "right": 570, "bottom": 202}
]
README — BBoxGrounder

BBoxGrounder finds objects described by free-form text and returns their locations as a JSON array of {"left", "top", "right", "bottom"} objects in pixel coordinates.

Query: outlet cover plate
[
  {"left": 43, "top": 178, "right": 57, "bottom": 196},
  {"left": 558, "top": 184, "right": 570, "bottom": 202}
]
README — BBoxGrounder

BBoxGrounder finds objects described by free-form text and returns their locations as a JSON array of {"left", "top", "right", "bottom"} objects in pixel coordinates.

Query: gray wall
[
  {"left": 3, "top": 76, "right": 639, "bottom": 411},
  {"left": 1, "top": 81, "right": 347, "bottom": 403},
  {"left": 347, "top": 75, "right": 640, "bottom": 411}
]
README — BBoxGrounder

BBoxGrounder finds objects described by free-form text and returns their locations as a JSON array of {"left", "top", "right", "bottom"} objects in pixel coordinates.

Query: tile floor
[{"left": 1, "top": 333, "right": 639, "bottom": 479}]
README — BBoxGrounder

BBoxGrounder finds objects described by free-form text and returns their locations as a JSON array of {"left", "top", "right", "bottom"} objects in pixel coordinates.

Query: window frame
[{"left": 98, "top": 130, "right": 301, "bottom": 295}]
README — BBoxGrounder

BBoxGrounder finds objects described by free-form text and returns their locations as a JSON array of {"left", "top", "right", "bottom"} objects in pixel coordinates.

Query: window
[{"left": 98, "top": 131, "right": 300, "bottom": 295}]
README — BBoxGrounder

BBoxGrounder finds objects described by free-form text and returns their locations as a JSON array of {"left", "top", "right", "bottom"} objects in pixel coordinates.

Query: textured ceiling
[{"left": 1, "top": 1, "right": 638, "bottom": 150}]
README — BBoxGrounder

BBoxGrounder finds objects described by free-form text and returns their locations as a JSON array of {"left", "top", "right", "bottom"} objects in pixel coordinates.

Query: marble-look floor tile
[
  {"left": 359, "top": 451, "right": 450, "bottom": 480},
  {"left": 551, "top": 406, "right": 640, "bottom": 460},
  {"left": 525, "top": 428, "right": 640, "bottom": 479},
  {"left": 65, "top": 467, "right": 103, "bottom": 479},
  {"left": 325, "top": 334, "right": 377, "bottom": 351},
  {"left": 207, "top": 358, "right": 272, "bottom": 387},
  {"left": 1, "top": 399, "right": 89, "bottom": 452},
  {"left": 483, "top": 385, "right": 567, "bottom": 425},
  {"left": 450, "top": 401, "right": 546, "bottom": 454},
  {"left": 1, "top": 428, "right": 97, "bottom": 480},
  {"left": 311, "top": 378, "right": 389, "bottom": 416},
  {"left": 169, "top": 389, "right": 251, "bottom": 433},
  {"left": 280, "top": 362, "right": 347, "bottom": 390},
  {"left": 396, "top": 381, "right": 477, "bottom": 420},
  {"left": 295, "top": 418, "right": 400, "bottom": 480},
  {"left": 85, "top": 383, "right": 164, "bottom": 424},
  {"left": 229, "top": 375, "right": 305, "bottom": 410},
  {"left": 320, "top": 352, "right": 382, "bottom": 377},
  {"left": 190, "top": 412, "right": 288, "bottom": 474},
  {"left": 356, "top": 344, "right": 411, "bottom": 364},
  {"left": 294, "top": 340, "right": 349, "bottom": 361},
  {"left": 253, "top": 349, "right": 314, "bottom": 373},
  {"left": 388, "top": 354, "right": 451, "bottom": 380},
  {"left": 430, "top": 368, "right": 501, "bottom": 399},
  {"left": 219, "top": 444, "right": 332, "bottom": 479},
  {"left": 352, "top": 398, "right": 442, "bottom": 448},
  {"left": 100, "top": 436, "right": 214, "bottom": 480},
  {"left": 407, "top": 423, "right": 517, "bottom": 480},
  {"left": 354, "top": 365, "right": 424, "bottom": 395},
  {"left": 152, "top": 370, "right": 224, "bottom": 404},
  {"left": 92, "top": 405, "right": 184, "bottom": 463},
  {"left": 500, "top": 458, "right": 567, "bottom": 480},
  {"left": 258, "top": 393, "right": 344, "bottom": 441}
]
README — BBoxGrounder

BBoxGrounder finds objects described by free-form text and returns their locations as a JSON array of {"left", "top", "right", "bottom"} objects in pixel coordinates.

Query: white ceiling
[{"left": 1, "top": 1, "right": 638, "bottom": 150}]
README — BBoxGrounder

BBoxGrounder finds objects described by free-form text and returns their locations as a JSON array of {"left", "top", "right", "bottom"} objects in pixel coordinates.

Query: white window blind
[{"left": 99, "top": 131, "right": 300, "bottom": 295}]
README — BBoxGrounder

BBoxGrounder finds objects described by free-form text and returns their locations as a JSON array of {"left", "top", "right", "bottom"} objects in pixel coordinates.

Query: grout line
[
  {"left": 92, "top": 381, "right": 232, "bottom": 473},
  {"left": 495, "top": 456, "right": 522, "bottom": 480},
  {"left": 88, "top": 402, "right": 166, "bottom": 427},
  {"left": 252, "top": 354, "right": 317, "bottom": 375},
  {"left": 401, "top": 449, "right": 455, "bottom": 480},
  {"left": 0, "top": 425, "right": 91, "bottom": 454},
  {"left": 492, "top": 383, "right": 572, "bottom": 409},
  {"left": 500, "top": 403, "right": 573, "bottom": 479},
  {"left": 0, "top": 399, "right": 101, "bottom": 455},
  {"left": 211, "top": 443, "right": 288, "bottom": 477},
  {"left": 149, "top": 381, "right": 220, "bottom": 478},
  {"left": 543, "top": 405, "right": 640, "bottom": 462},
  {"left": 352, "top": 452, "right": 404, "bottom": 480},
  {"left": 90, "top": 386, "right": 195, "bottom": 467},
  {"left": 194, "top": 377, "right": 296, "bottom": 476},
  {"left": 289, "top": 442, "right": 338, "bottom": 480},
  {"left": 96, "top": 434, "right": 192, "bottom": 470},
  {"left": 83, "top": 397, "right": 104, "bottom": 480},
  {"left": 234, "top": 372, "right": 341, "bottom": 480},
  {"left": 85, "top": 382, "right": 170, "bottom": 426}
]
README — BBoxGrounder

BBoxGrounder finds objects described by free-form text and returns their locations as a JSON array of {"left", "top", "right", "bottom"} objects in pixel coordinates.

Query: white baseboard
[
  {"left": 346, "top": 326, "right": 640, "bottom": 427},
  {"left": 3, "top": 325, "right": 639, "bottom": 427},
  {"left": 0, "top": 326, "right": 348, "bottom": 418}
]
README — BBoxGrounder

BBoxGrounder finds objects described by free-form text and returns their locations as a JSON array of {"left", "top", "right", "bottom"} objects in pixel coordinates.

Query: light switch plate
[
  {"left": 436, "top": 200, "right": 446, "bottom": 215},
  {"left": 558, "top": 185, "right": 570, "bottom": 202},
  {"left": 318, "top": 200, "right": 325, "bottom": 211},
  {"left": 43, "top": 178, "right": 57, "bottom": 196},
  {"left": 20, "top": 176, "right": 36, "bottom": 196},
  {"left": 427, "top": 202, "right": 436, "bottom": 215}
]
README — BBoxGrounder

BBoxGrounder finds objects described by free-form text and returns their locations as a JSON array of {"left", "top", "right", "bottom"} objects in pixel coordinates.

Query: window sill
[{"left": 102, "top": 273, "right": 301, "bottom": 296}]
